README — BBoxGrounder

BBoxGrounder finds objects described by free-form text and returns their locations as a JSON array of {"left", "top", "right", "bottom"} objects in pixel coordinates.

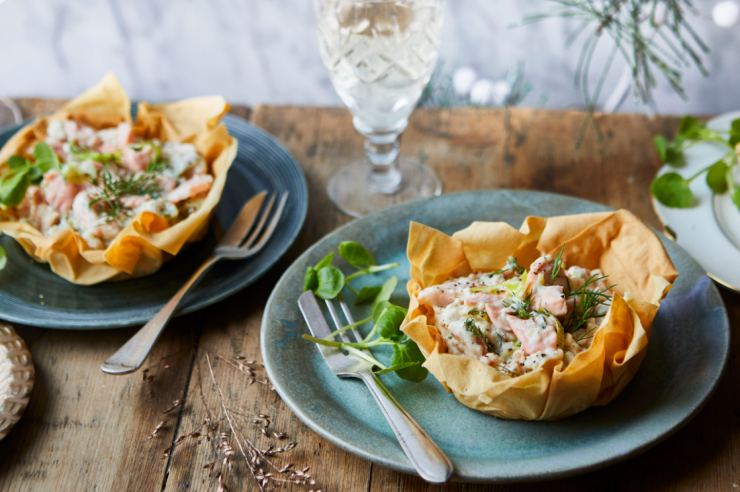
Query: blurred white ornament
[
  {"left": 490, "top": 81, "right": 511, "bottom": 105},
  {"left": 713, "top": 1, "right": 739, "bottom": 27},
  {"left": 452, "top": 67, "right": 477, "bottom": 96},
  {"left": 469, "top": 79, "right": 496, "bottom": 105},
  {"left": 653, "top": 2, "right": 667, "bottom": 26}
]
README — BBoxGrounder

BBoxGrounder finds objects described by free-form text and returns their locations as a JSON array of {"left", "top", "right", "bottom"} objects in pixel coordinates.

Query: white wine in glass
[{"left": 316, "top": 0, "right": 444, "bottom": 217}]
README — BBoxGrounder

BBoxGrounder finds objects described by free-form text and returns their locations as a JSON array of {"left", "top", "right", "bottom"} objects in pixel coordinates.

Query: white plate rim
[{"left": 652, "top": 110, "right": 740, "bottom": 292}]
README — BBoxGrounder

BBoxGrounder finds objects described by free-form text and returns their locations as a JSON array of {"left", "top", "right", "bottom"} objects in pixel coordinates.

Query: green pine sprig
[{"left": 516, "top": 0, "right": 709, "bottom": 149}]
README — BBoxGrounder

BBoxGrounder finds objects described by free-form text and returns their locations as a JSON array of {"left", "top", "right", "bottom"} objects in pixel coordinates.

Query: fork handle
[
  {"left": 358, "top": 370, "right": 453, "bottom": 483},
  {"left": 100, "top": 255, "right": 219, "bottom": 375}
]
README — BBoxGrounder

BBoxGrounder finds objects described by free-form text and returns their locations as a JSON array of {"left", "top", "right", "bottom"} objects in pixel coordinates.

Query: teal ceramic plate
[
  {"left": 0, "top": 114, "right": 308, "bottom": 329},
  {"left": 261, "top": 190, "right": 729, "bottom": 482}
]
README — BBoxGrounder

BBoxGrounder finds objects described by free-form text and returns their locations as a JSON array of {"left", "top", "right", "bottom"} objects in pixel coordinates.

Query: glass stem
[{"left": 354, "top": 117, "right": 405, "bottom": 194}]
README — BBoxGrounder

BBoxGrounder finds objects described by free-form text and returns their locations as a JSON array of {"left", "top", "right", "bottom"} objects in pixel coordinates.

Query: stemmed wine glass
[
  {"left": 315, "top": 0, "right": 444, "bottom": 217},
  {"left": 0, "top": 1, "right": 21, "bottom": 130},
  {"left": 0, "top": 96, "right": 22, "bottom": 130}
]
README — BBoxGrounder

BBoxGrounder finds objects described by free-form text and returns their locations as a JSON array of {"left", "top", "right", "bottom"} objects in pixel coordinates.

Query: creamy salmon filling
[
  {"left": 417, "top": 254, "right": 614, "bottom": 377},
  {"left": 13, "top": 120, "right": 212, "bottom": 249}
]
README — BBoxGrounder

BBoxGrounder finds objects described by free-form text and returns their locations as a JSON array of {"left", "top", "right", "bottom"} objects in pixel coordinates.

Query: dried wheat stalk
[{"left": 143, "top": 347, "right": 324, "bottom": 492}]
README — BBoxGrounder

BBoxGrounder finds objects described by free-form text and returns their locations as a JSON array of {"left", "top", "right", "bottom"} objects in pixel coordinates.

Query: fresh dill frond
[
  {"left": 502, "top": 293, "right": 532, "bottom": 319},
  {"left": 564, "top": 274, "right": 615, "bottom": 333},
  {"left": 551, "top": 245, "right": 565, "bottom": 282},
  {"left": 90, "top": 169, "right": 163, "bottom": 222},
  {"left": 575, "top": 325, "right": 599, "bottom": 343},
  {"left": 463, "top": 318, "right": 493, "bottom": 351}
]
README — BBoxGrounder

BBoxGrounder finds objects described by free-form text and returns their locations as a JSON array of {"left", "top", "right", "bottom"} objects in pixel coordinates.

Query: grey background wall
[{"left": 0, "top": 0, "right": 737, "bottom": 114}]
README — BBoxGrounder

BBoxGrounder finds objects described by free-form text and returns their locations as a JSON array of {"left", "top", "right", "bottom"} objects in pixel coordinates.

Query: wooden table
[{"left": 1, "top": 102, "right": 738, "bottom": 492}]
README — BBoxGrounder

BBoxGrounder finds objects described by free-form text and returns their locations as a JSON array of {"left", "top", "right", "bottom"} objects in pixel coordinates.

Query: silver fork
[
  {"left": 298, "top": 291, "right": 453, "bottom": 483},
  {"left": 101, "top": 191, "right": 288, "bottom": 375}
]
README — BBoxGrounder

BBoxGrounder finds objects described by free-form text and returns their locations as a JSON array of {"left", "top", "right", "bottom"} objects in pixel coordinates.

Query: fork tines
[
  {"left": 324, "top": 298, "right": 364, "bottom": 346},
  {"left": 241, "top": 192, "right": 288, "bottom": 249},
  {"left": 216, "top": 191, "right": 288, "bottom": 257}
]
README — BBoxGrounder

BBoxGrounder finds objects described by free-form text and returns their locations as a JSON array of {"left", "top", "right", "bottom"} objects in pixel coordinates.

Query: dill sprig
[
  {"left": 551, "top": 245, "right": 565, "bottom": 282},
  {"left": 564, "top": 274, "right": 615, "bottom": 333},
  {"left": 90, "top": 169, "right": 163, "bottom": 222},
  {"left": 463, "top": 318, "right": 494, "bottom": 351},
  {"left": 502, "top": 293, "right": 533, "bottom": 319}
]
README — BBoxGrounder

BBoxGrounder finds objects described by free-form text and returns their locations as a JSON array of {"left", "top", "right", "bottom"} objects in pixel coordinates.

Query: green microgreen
[
  {"left": 301, "top": 241, "right": 426, "bottom": 382},
  {"left": 0, "top": 143, "right": 61, "bottom": 206},
  {"left": 651, "top": 116, "right": 740, "bottom": 211},
  {"left": 303, "top": 241, "right": 399, "bottom": 302}
]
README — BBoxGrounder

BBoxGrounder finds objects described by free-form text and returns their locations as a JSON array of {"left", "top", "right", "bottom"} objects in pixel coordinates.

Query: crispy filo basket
[
  {"left": 402, "top": 210, "right": 678, "bottom": 420},
  {"left": 0, "top": 73, "right": 237, "bottom": 285}
]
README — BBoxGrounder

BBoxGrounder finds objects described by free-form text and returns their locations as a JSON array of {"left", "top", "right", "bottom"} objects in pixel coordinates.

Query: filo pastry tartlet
[
  {"left": 401, "top": 210, "right": 678, "bottom": 420},
  {"left": 0, "top": 73, "right": 237, "bottom": 284}
]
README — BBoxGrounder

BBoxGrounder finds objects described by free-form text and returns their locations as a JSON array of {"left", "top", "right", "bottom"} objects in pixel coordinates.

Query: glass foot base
[
  {"left": 0, "top": 97, "right": 22, "bottom": 129},
  {"left": 327, "top": 157, "right": 442, "bottom": 218}
]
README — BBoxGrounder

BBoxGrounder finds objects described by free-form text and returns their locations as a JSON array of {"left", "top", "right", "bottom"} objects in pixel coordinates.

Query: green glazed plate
[
  {"left": 0, "top": 114, "right": 308, "bottom": 329},
  {"left": 261, "top": 190, "right": 729, "bottom": 482}
]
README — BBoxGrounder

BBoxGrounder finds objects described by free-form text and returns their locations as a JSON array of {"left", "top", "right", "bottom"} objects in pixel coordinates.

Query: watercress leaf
[
  {"left": 303, "top": 266, "right": 318, "bottom": 292},
  {"left": 32, "top": 142, "right": 60, "bottom": 173},
  {"left": 338, "top": 241, "right": 373, "bottom": 266},
  {"left": 0, "top": 244, "right": 5, "bottom": 271},
  {"left": 664, "top": 143, "right": 685, "bottom": 167},
  {"left": 0, "top": 168, "right": 31, "bottom": 206},
  {"left": 28, "top": 165, "right": 44, "bottom": 183},
  {"left": 651, "top": 172, "right": 693, "bottom": 208},
  {"left": 371, "top": 276, "right": 398, "bottom": 312},
  {"left": 315, "top": 265, "right": 345, "bottom": 300},
  {"left": 7, "top": 155, "right": 29, "bottom": 171},
  {"left": 354, "top": 285, "right": 381, "bottom": 305},
  {"left": 678, "top": 115, "right": 704, "bottom": 138},
  {"left": 706, "top": 160, "right": 729, "bottom": 194},
  {"left": 315, "top": 252, "right": 333, "bottom": 271},
  {"left": 374, "top": 361, "right": 420, "bottom": 374},
  {"left": 376, "top": 306, "right": 407, "bottom": 340},
  {"left": 391, "top": 341, "right": 428, "bottom": 382},
  {"left": 372, "top": 300, "right": 392, "bottom": 322},
  {"left": 653, "top": 135, "right": 668, "bottom": 161},
  {"left": 730, "top": 118, "right": 740, "bottom": 147}
]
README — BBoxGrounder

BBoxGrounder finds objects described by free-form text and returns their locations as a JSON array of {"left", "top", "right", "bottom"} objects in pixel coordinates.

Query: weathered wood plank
[
  {"left": 0, "top": 318, "right": 199, "bottom": 492},
  {"left": 2, "top": 101, "right": 737, "bottom": 492}
]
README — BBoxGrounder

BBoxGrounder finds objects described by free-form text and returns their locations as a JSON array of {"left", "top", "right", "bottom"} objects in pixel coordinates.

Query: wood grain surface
[{"left": 0, "top": 102, "right": 738, "bottom": 492}]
